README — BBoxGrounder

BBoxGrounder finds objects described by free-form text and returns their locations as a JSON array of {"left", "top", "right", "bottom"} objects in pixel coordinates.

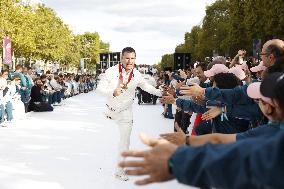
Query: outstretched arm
[
  {"left": 160, "top": 122, "right": 236, "bottom": 146},
  {"left": 137, "top": 73, "right": 162, "bottom": 97}
]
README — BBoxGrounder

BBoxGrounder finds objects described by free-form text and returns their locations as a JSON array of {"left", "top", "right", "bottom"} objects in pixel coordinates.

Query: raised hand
[
  {"left": 159, "top": 93, "right": 175, "bottom": 104},
  {"left": 175, "top": 81, "right": 185, "bottom": 90},
  {"left": 238, "top": 49, "right": 246, "bottom": 57},
  {"left": 201, "top": 106, "right": 222, "bottom": 121},
  {"left": 180, "top": 83, "right": 204, "bottom": 97},
  {"left": 119, "top": 133, "right": 177, "bottom": 185},
  {"left": 160, "top": 122, "right": 186, "bottom": 145},
  {"left": 179, "top": 70, "right": 187, "bottom": 79}
]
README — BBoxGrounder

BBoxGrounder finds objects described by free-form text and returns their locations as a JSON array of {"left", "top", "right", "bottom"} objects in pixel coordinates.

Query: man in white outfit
[{"left": 97, "top": 47, "right": 162, "bottom": 181}]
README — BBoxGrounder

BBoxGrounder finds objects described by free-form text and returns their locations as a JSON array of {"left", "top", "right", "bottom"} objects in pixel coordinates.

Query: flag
[{"left": 3, "top": 36, "right": 12, "bottom": 65}]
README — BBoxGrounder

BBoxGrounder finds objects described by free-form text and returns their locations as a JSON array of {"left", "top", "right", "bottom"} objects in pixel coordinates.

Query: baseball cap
[
  {"left": 204, "top": 64, "right": 229, "bottom": 78},
  {"left": 229, "top": 66, "right": 246, "bottom": 80},
  {"left": 247, "top": 72, "right": 284, "bottom": 105}
]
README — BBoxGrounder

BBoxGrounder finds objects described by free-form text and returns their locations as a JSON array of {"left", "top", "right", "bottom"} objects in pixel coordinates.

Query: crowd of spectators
[
  {"left": 0, "top": 65, "right": 96, "bottom": 127},
  {"left": 119, "top": 38, "right": 284, "bottom": 189}
]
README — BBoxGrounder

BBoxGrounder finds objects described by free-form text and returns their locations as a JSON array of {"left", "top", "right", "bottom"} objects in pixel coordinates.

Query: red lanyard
[{"left": 119, "top": 63, "right": 133, "bottom": 86}]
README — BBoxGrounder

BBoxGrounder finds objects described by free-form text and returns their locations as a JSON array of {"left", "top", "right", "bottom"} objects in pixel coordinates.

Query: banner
[{"left": 3, "top": 36, "right": 12, "bottom": 65}]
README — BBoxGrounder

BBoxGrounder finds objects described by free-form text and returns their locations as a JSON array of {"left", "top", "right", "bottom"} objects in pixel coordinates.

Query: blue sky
[{"left": 32, "top": 0, "right": 216, "bottom": 65}]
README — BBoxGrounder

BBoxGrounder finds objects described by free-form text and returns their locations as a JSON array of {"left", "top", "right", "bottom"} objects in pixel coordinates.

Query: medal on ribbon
[
  {"left": 121, "top": 84, "right": 128, "bottom": 90},
  {"left": 119, "top": 63, "right": 133, "bottom": 90}
]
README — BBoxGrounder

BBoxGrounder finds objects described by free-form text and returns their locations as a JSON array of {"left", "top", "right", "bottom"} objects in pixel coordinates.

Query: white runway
[{"left": 0, "top": 91, "right": 195, "bottom": 189}]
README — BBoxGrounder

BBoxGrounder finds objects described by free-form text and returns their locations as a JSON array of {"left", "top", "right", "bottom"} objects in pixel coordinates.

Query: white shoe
[
  {"left": 1, "top": 122, "right": 7, "bottom": 127},
  {"left": 115, "top": 170, "right": 129, "bottom": 181},
  {"left": 1, "top": 121, "right": 12, "bottom": 127}
]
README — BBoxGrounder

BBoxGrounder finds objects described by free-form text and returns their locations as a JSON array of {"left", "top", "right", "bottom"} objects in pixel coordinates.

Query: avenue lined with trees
[{"left": 0, "top": 0, "right": 110, "bottom": 71}]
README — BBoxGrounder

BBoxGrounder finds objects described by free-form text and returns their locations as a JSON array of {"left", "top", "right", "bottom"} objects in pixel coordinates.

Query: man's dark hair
[
  {"left": 213, "top": 73, "right": 241, "bottom": 89},
  {"left": 1, "top": 69, "right": 8, "bottom": 74},
  {"left": 122, "top": 47, "right": 136, "bottom": 56},
  {"left": 34, "top": 77, "right": 41, "bottom": 83},
  {"left": 266, "top": 44, "right": 284, "bottom": 58},
  {"left": 40, "top": 74, "right": 47, "bottom": 80},
  {"left": 196, "top": 62, "right": 207, "bottom": 71}
]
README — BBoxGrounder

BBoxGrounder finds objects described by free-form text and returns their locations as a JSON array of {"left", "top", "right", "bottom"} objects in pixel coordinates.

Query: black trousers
[{"left": 174, "top": 110, "right": 191, "bottom": 134}]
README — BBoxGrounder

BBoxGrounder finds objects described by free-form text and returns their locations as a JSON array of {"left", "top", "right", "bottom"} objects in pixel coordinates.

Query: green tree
[
  {"left": 77, "top": 32, "right": 101, "bottom": 71},
  {"left": 100, "top": 41, "right": 110, "bottom": 53},
  {"left": 159, "top": 54, "right": 174, "bottom": 70},
  {"left": 33, "top": 5, "right": 72, "bottom": 62},
  {"left": 198, "top": 0, "right": 230, "bottom": 58}
]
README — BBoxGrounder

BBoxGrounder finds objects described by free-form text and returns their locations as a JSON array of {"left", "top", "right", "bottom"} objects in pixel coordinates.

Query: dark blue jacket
[
  {"left": 176, "top": 98, "right": 206, "bottom": 114},
  {"left": 205, "top": 86, "right": 262, "bottom": 121},
  {"left": 236, "top": 122, "right": 281, "bottom": 140},
  {"left": 171, "top": 129, "right": 284, "bottom": 189}
]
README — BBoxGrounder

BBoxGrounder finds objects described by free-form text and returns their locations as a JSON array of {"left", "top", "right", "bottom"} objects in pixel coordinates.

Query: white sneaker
[
  {"left": 1, "top": 121, "right": 7, "bottom": 127},
  {"left": 1, "top": 121, "right": 12, "bottom": 127},
  {"left": 115, "top": 170, "right": 129, "bottom": 181}
]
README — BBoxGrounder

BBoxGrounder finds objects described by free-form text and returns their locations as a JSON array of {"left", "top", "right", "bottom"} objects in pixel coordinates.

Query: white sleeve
[
  {"left": 96, "top": 72, "right": 115, "bottom": 98},
  {"left": 137, "top": 73, "right": 162, "bottom": 97}
]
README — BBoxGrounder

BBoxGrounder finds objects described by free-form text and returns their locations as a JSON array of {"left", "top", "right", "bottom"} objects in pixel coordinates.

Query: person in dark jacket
[
  {"left": 28, "top": 78, "right": 53, "bottom": 112},
  {"left": 119, "top": 72, "right": 284, "bottom": 189}
]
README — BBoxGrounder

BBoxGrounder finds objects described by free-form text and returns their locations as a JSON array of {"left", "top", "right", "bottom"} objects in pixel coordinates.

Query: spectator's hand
[
  {"left": 180, "top": 83, "right": 204, "bottom": 97},
  {"left": 201, "top": 106, "right": 222, "bottom": 121},
  {"left": 192, "top": 95, "right": 205, "bottom": 105},
  {"left": 179, "top": 70, "right": 187, "bottom": 79},
  {"left": 21, "top": 86, "right": 27, "bottom": 90},
  {"left": 159, "top": 93, "right": 175, "bottom": 104},
  {"left": 160, "top": 122, "right": 186, "bottom": 145},
  {"left": 119, "top": 133, "right": 177, "bottom": 185},
  {"left": 161, "top": 86, "right": 170, "bottom": 96},
  {"left": 168, "top": 87, "right": 176, "bottom": 96},
  {"left": 238, "top": 50, "right": 246, "bottom": 57},
  {"left": 175, "top": 81, "right": 185, "bottom": 90}
]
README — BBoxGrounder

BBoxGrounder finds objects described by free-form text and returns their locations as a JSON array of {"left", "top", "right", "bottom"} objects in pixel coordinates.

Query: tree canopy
[
  {"left": 0, "top": 0, "right": 109, "bottom": 71},
  {"left": 158, "top": 0, "right": 284, "bottom": 69}
]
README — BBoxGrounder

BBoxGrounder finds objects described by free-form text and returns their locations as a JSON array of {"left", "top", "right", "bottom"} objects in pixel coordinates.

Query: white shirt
[{"left": 97, "top": 64, "right": 162, "bottom": 112}]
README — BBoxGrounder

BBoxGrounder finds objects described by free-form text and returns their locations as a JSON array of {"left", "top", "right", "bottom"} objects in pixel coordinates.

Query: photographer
[
  {"left": 28, "top": 78, "right": 53, "bottom": 112},
  {"left": 40, "top": 74, "right": 54, "bottom": 104}
]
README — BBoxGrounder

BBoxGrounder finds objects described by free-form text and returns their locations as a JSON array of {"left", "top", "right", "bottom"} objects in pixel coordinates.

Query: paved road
[{"left": 0, "top": 91, "right": 194, "bottom": 189}]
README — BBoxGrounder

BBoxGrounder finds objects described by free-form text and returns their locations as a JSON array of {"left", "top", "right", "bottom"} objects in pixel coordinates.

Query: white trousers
[{"left": 112, "top": 108, "right": 133, "bottom": 172}]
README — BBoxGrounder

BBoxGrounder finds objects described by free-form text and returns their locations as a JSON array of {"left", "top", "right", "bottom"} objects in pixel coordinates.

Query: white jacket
[{"left": 97, "top": 64, "right": 162, "bottom": 113}]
